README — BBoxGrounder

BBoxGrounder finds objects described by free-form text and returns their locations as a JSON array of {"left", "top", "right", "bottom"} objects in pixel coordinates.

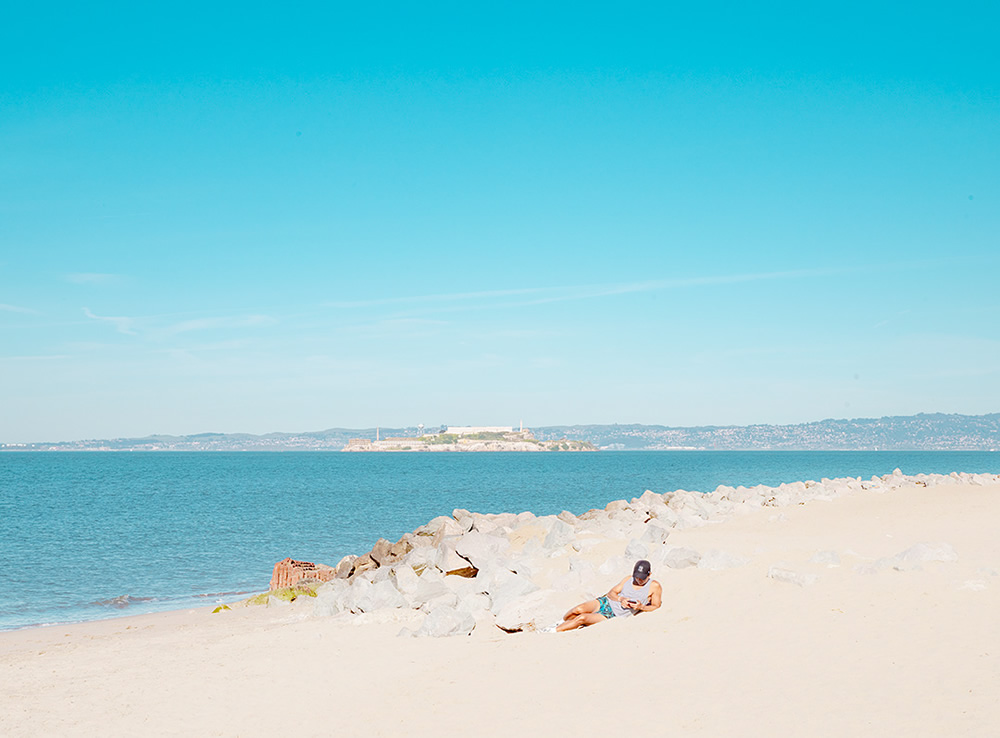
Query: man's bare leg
[
  {"left": 562, "top": 599, "right": 600, "bottom": 621},
  {"left": 556, "top": 612, "right": 607, "bottom": 632}
]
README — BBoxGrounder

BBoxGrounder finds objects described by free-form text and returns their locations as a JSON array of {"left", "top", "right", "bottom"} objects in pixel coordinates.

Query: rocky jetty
[{"left": 273, "top": 470, "right": 998, "bottom": 637}]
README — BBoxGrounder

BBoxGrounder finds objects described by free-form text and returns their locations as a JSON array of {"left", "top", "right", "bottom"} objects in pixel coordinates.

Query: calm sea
[{"left": 1, "top": 450, "right": 997, "bottom": 631}]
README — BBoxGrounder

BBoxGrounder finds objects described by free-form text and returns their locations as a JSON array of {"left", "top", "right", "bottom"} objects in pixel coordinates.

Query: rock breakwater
[{"left": 287, "top": 470, "right": 998, "bottom": 637}]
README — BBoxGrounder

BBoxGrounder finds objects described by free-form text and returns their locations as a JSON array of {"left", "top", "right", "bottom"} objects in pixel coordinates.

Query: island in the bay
[{"left": 343, "top": 425, "right": 596, "bottom": 452}]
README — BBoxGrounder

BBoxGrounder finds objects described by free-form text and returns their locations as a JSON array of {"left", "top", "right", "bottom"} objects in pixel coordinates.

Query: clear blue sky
[{"left": 2, "top": 2, "right": 998, "bottom": 442}]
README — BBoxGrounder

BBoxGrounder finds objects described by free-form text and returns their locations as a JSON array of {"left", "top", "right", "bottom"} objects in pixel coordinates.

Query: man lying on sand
[{"left": 555, "top": 559, "right": 662, "bottom": 632}]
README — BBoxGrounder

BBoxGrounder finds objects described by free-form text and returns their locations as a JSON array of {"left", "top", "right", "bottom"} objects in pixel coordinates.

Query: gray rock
[
  {"left": 455, "top": 531, "right": 511, "bottom": 569},
  {"left": 892, "top": 542, "right": 958, "bottom": 570},
  {"left": 401, "top": 545, "right": 438, "bottom": 573},
  {"left": 608, "top": 508, "right": 642, "bottom": 524},
  {"left": 435, "top": 542, "right": 476, "bottom": 576},
  {"left": 348, "top": 552, "right": 378, "bottom": 581},
  {"left": 767, "top": 567, "right": 818, "bottom": 587},
  {"left": 488, "top": 512, "right": 518, "bottom": 528},
  {"left": 557, "top": 510, "right": 578, "bottom": 525},
  {"left": 391, "top": 565, "right": 420, "bottom": 597},
  {"left": 417, "top": 515, "right": 465, "bottom": 538},
  {"left": 334, "top": 554, "right": 357, "bottom": 579},
  {"left": 354, "top": 579, "right": 408, "bottom": 612},
  {"left": 662, "top": 546, "right": 701, "bottom": 569},
  {"left": 455, "top": 592, "right": 492, "bottom": 615},
  {"left": 605, "top": 499, "right": 629, "bottom": 514},
  {"left": 388, "top": 536, "right": 414, "bottom": 560},
  {"left": 550, "top": 569, "right": 585, "bottom": 592},
  {"left": 625, "top": 539, "right": 649, "bottom": 560},
  {"left": 494, "top": 590, "right": 554, "bottom": 632},
  {"left": 339, "top": 579, "right": 372, "bottom": 613},
  {"left": 543, "top": 520, "right": 576, "bottom": 549},
  {"left": 599, "top": 555, "right": 628, "bottom": 576},
  {"left": 697, "top": 550, "right": 748, "bottom": 571},
  {"left": 469, "top": 514, "right": 500, "bottom": 535},
  {"left": 854, "top": 558, "right": 892, "bottom": 575},
  {"left": 809, "top": 551, "right": 841, "bottom": 566},
  {"left": 420, "top": 591, "right": 459, "bottom": 611},
  {"left": 649, "top": 506, "right": 680, "bottom": 527},
  {"left": 368, "top": 538, "right": 394, "bottom": 565},
  {"left": 407, "top": 568, "right": 452, "bottom": 606},
  {"left": 408, "top": 605, "right": 476, "bottom": 638},
  {"left": 451, "top": 509, "right": 476, "bottom": 533},
  {"left": 639, "top": 519, "right": 672, "bottom": 546},
  {"left": 313, "top": 587, "right": 346, "bottom": 616},
  {"left": 488, "top": 569, "right": 541, "bottom": 614},
  {"left": 504, "top": 555, "right": 536, "bottom": 579}
]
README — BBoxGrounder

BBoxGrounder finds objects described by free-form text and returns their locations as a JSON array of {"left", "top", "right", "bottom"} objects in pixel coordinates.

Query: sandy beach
[{"left": 2, "top": 477, "right": 997, "bottom": 737}]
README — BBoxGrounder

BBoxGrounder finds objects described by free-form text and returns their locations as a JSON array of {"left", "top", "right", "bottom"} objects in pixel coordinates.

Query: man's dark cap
[{"left": 633, "top": 559, "right": 651, "bottom": 581}]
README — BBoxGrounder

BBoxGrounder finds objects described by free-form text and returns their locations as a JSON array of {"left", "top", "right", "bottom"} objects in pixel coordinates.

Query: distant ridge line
[{"left": 3, "top": 412, "right": 998, "bottom": 451}]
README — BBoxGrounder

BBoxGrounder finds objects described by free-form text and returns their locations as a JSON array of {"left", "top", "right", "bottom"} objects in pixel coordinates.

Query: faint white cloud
[
  {"left": 82, "top": 308, "right": 137, "bottom": 335},
  {"left": 0, "top": 354, "right": 70, "bottom": 361},
  {"left": 161, "top": 314, "right": 278, "bottom": 336},
  {"left": 0, "top": 303, "right": 38, "bottom": 314},
  {"left": 66, "top": 273, "right": 123, "bottom": 285},
  {"left": 872, "top": 309, "right": 912, "bottom": 329},
  {"left": 151, "top": 339, "right": 254, "bottom": 355},
  {"left": 327, "top": 267, "right": 852, "bottom": 315},
  {"left": 326, "top": 287, "right": 549, "bottom": 309}
]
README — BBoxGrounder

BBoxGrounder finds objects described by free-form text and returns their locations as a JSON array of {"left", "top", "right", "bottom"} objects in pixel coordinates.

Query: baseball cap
[{"left": 633, "top": 559, "right": 651, "bottom": 581}]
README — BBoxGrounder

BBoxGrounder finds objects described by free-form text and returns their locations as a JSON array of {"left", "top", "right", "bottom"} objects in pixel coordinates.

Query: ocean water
[{"left": 1, "top": 450, "right": 997, "bottom": 631}]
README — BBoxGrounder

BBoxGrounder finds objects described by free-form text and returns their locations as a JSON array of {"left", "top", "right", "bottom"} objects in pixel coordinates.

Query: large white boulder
[
  {"left": 405, "top": 605, "right": 476, "bottom": 638},
  {"left": 338, "top": 578, "right": 372, "bottom": 613},
  {"left": 401, "top": 545, "right": 439, "bottom": 573},
  {"left": 625, "top": 539, "right": 649, "bottom": 560},
  {"left": 494, "top": 590, "right": 563, "bottom": 632},
  {"left": 435, "top": 541, "right": 476, "bottom": 575},
  {"left": 416, "top": 515, "right": 465, "bottom": 537},
  {"left": 891, "top": 542, "right": 958, "bottom": 571},
  {"left": 313, "top": 580, "right": 350, "bottom": 616},
  {"left": 352, "top": 579, "right": 408, "bottom": 613},
  {"left": 487, "top": 569, "right": 541, "bottom": 614},
  {"left": 543, "top": 520, "right": 576, "bottom": 549},
  {"left": 391, "top": 565, "right": 421, "bottom": 597},
  {"left": 639, "top": 518, "right": 672, "bottom": 546},
  {"left": 455, "top": 530, "right": 511, "bottom": 569}
]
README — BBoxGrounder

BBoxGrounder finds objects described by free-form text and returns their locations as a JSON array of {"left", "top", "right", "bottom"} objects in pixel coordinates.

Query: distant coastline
[{"left": 2, "top": 412, "right": 997, "bottom": 452}]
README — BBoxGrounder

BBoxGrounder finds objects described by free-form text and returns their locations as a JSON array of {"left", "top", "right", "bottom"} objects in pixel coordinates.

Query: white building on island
[{"left": 444, "top": 426, "right": 516, "bottom": 435}]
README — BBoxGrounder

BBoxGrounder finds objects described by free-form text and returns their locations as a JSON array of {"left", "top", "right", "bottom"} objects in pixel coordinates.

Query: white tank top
[{"left": 609, "top": 578, "right": 652, "bottom": 618}]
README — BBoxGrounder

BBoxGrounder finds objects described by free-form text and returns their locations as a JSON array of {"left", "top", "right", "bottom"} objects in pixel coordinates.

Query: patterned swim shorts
[{"left": 596, "top": 596, "right": 615, "bottom": 618}]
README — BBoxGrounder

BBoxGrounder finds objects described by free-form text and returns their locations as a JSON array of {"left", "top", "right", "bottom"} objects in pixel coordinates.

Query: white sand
[{"left": 2, "top": 480, "right": 997, "bottom": 737}]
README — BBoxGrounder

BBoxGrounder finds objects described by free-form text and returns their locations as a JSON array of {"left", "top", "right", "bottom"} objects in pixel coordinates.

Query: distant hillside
[
  {"left": 534, "top": 413, "right": 1000, "bottom": 451},
  {"left": 1, "top": 428, "right": 418, "bottom": 452},
  {"left": 3, "top": 413, "right": 998, "bottom": 451}
]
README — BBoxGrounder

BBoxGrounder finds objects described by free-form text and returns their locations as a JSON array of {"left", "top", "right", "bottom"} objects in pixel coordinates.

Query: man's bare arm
[
  {"left": 635, "top": 581, "right": 662, "bottom": 612},
  {"left": 606, "top": 577, "right": 630, "bottom": 602}
]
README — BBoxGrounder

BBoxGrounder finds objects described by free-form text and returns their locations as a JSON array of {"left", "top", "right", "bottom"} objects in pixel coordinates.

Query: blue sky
[{"left": 2, "top": 3, "right": 998, "bottom": 442}]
